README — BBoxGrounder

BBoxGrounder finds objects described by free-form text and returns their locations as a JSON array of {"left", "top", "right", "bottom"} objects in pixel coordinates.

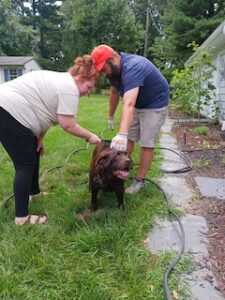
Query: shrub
[
  {"left": 193, "top": 125, "right": 209, "bottom": 136},
  {"left": 171, "top": 41, "right": 217, "bottom": 120}
]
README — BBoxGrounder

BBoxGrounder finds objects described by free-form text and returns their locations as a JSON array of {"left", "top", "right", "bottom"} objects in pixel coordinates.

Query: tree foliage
[
  {"left": 151, "top": 0, "right": 225, "bottom": 77},
  {"left": 0, "top": 0, "right": 36, "bottom": 55},
  {"left": 61, "top": 0, "right": 143, "bottom": 66},
  {"left": 34, "top": 1, "right": 64, "bottom": 70},
  {"left": 129, "top": 0, "right": 166, "bottom": 55},
  {"left": 0, "top": 0, "right": 224, "bottom": 73}
]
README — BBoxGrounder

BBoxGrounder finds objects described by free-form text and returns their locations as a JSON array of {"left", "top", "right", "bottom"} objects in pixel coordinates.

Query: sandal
[{"left": 15, "top": 214, "right": 48, "bottom": 226}]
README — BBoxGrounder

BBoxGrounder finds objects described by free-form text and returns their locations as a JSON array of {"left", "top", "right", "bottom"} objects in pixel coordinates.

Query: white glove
[
  {"left": 110, "top": 133, "right": 128, "bottom": 151},
  {"left": 108, "top": 116, "right": 114, "bottom": 131}
]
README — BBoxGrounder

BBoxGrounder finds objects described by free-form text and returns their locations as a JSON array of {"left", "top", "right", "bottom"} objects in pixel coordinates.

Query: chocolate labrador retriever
[{"left": 89, "top": 141, "right": 133, "bottom": 210}]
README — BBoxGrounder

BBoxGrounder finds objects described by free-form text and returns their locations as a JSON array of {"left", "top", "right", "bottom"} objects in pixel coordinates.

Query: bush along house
[
  {"left": 0, "top": 56, "right": 41, "bottom": 84},
  {"left": 186, "top": 20, "right": 225, "bottom": 123}
]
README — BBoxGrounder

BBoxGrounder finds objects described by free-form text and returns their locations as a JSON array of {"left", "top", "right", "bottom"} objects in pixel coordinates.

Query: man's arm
[
  {"left": 119, "top": 87, "right": 139, "bottom": 133},
  {"left": 110, "top": 87, "right": 139, "bottom": 151},
  {"left": 109, "top": 87, "right": 120, "bottom": 117}
]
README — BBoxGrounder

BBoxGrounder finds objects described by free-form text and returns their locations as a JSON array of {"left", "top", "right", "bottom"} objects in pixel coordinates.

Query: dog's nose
[{"left": 125, "top": 158, "right": 132, "bottom": 168}]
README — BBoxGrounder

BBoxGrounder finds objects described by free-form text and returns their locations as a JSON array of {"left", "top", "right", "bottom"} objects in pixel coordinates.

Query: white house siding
[
  {"left": 0, "top": 57, "right": 41, "bottom": 84},
  {"left": 216, "top": 51, "right": 225, "bottom": 120},
  {"left": 0, "top": 69, "right": 4, "bottom": 84},
  {"left": 200, "top": 49, "right": 225, "bottom": 120},
  {"left": 23, "top": 59, "right": 41, "bottom": 73}
]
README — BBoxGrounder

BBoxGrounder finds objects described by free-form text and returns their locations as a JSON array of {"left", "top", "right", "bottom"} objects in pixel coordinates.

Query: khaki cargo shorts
[{"left": 128, "top": 106, "right": 168, "bottom": 148}]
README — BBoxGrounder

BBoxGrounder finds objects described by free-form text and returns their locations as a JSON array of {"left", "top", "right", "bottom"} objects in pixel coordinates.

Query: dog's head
[
  {"left": 96, "top": 149, "right": 132, "bottom": 180},
  {"left": 90, "top": 143, "right": 133, "bottom": 182}
]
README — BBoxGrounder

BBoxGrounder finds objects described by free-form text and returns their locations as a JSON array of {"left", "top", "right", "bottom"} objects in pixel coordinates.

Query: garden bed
[{"left": 169, "top": 107, "right": 225, "bottom": 296}]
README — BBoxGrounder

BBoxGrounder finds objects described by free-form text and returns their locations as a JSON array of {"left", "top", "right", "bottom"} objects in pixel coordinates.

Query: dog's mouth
[{"left": 113, "top": 169, "right": 130, "bottom": 180}]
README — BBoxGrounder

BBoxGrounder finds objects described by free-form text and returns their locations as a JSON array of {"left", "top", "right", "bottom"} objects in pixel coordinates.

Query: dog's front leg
[
  {"left": 91, "top": 185, "right": 99, "bottom": 211},
  {"left": 115, "top": 188, "right": 125, "bottom": 210}
]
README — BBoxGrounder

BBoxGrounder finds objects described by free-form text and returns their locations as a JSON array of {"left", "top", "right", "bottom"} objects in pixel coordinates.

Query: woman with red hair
[{"left": 0, "top": 55, "right": 101, "bottom": 225}]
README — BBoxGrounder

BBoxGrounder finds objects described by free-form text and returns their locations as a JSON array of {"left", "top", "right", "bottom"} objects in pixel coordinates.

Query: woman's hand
[
  {"left": 37, "top": 138, "right": 45, "bottom": 156},
  {"left": 86, "top": 134, "right": 101, "bottom": 144}
]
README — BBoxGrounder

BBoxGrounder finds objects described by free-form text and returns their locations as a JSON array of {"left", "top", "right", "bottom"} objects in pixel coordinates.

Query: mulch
[{"left": 168, "top": 107, "right": 225, "bottom": 296}]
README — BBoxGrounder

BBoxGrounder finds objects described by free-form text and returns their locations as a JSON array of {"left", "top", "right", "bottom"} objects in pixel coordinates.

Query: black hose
[
  {"left": 99, "top": 127, "right": 114, "bottom": 138},
  {"left": 1, "top": 145, "right": 88, "bottom": 207},
  {"left": 182, "top": 147, "right": 225, "bottom": 152},
  {"left": 156, "top": 147, "right": 193, "bottom": 173},
  {"left": 2, "top": 129, "right": 219, "bottom": 297},
  {"left": 2, "top": 139, "right": 186, "bottom": 299},
  {"left": 144, "top": 178, "right": 185, "bottom": 300},
  {"left": 0, "top": 193, "right": 14, "bottom": 208},
  {"left": 40, "top": 146, "right": 87, "bottom": 181},
  {"left": 130, "top": 146, "right": 189, "bottom": 298}
]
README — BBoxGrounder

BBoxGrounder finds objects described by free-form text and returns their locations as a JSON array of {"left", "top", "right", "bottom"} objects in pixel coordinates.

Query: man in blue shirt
[{"left": 91, "top": 45, "right": 169, "bottom": 194}]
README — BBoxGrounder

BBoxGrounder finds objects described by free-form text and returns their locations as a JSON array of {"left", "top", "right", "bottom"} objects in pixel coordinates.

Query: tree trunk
[{"left": 144, "top": 0, "right": 150, "bottom": 57}]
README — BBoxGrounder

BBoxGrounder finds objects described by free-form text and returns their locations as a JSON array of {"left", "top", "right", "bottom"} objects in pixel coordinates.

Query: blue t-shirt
[{"left": 118, "top": 53, "right": 169, "bottom": 109}]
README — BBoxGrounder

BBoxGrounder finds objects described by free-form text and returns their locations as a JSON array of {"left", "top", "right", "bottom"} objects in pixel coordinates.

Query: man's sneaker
[{"left": 125, "top": 179, "right": 145, "bottom": 194}]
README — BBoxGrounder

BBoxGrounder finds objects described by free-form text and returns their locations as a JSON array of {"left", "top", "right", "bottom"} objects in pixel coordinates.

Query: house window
[
  {"left": 3, "top": 68, "right": 23, "bottom": 82},
  {"left": 9, "top": 69, "right": 19, "bottom": 80}
]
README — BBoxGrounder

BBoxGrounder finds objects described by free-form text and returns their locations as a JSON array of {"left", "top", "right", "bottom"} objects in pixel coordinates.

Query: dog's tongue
[{"left": 113, "top": 170, "right": 129, "bottom": 179}]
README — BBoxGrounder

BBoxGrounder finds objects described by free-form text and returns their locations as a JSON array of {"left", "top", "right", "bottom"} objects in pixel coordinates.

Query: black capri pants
[{"left": 0, "top": 107, "right": 40, "bottom": 217}]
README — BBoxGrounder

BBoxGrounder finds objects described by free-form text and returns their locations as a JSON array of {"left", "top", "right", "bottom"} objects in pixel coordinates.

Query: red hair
[{"left": 68, "top": 55, "right": 98, "bottom": 81}]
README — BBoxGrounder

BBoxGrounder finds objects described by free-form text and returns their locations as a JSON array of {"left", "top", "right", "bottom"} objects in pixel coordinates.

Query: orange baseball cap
[{"left": 91, "top": 45, "right": 114, "bottom": 72}]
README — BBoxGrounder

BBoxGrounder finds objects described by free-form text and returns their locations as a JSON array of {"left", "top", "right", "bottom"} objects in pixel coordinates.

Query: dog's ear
[
  {"left": 95, "top": 148, "right": 116, "bottom": 169},
  {"left": 97, "top": 152, "right": 111, "bottom": 167}
]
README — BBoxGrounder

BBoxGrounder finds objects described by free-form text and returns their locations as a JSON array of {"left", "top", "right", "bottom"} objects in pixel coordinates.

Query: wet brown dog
[{"left": 89, "top": 141, "right": 133, "bottom": 210}]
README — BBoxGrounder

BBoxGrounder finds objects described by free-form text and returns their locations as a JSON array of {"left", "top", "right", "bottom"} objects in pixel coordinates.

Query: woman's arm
[{"left": 57, "top": 114, "right": 100, "bottom": 144}]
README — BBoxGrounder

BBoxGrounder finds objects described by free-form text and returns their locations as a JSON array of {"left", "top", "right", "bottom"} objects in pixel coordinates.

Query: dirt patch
[{"left": 169, "top": 107, "right": 225, "bottom": 296}]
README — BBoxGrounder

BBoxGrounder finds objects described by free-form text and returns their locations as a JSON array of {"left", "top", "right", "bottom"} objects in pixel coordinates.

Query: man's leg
[
  {"left": 136, "top": 147, "right": 154, "bottom": 180},
  {"left": 127, "top": 139, "right": 135, "bottom": 155},
  {"left": 126, "top": 147, "right": 153, "bottom": 194},
  {"left": 126, "top": 107, "right": 167, "bottom": 194},
  {"left": 128, "top": 142, "right": 154, "bottom": 179}
]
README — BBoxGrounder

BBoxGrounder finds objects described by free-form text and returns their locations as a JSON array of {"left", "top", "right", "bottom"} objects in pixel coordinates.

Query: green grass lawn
[{"left": 0, "top": 94, "right": 186, "bottom": 299}]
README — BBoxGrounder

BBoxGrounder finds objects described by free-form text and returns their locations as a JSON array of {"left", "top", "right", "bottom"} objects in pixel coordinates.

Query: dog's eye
[
  {"left": 98, "top": 158, "right": 105, "bottom": 164},
  {"left": 116, "top": 151, "right": 127, "bottom": 156}
]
